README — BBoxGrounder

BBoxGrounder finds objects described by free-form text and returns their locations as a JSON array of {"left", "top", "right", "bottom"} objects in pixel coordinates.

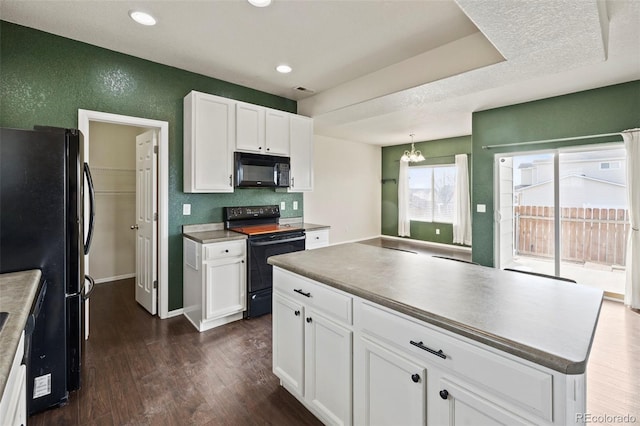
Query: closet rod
[{"left": 481, "top": 132, "right": 623, "bottom": 150}]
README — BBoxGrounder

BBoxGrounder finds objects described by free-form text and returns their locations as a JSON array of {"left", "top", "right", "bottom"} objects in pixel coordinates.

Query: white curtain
[
  {"left": 398, "top": 160, "right": 411, "bottom": 237},
  {"left": 453, "top": 154, "right": 472, "bottom": 245},
  {"left": 623, "top": 129, "right": 640, "bottom": 309}
]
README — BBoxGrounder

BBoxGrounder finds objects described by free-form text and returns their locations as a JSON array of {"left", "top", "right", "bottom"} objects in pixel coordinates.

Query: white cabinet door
[
  {"left": 436, "top": 378, "right": 533, "bottom": 426},
  {"left": 289, "top": 115, "right": 314, "bottom": 191},
  {"left": 184, "top": 91, "right": 234, "bottom": 193},
  {"left": 236, "top": 102, "right": 265, "bottom": 153},
  {"left": 305, "top": 310, "right": 352, "bottom": 426},
  {"left": 204, "top": 257, "right": 246, "bottom": 320},
  {"left": 265, "top": 109, "right": 290, "bottom": 155},
  {"left": 273, "top": 293, "right": 305, "bottom": 397},
  {"left": 356, "top": 336, "right": 426, "bottom": 426}
]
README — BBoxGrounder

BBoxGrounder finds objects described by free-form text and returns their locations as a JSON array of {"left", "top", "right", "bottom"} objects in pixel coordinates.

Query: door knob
[
  {"left": 411, "top": 374, "right": 420, "bottom": 383},
  {"left": 306, "top": 317, "right": 312, "bottom": 323},
  {"left": 294, "top": 310, "right": 300, "bottom": 316},
  {"left": 130, "top": 224, "right": 139, "bottom": 230},
  {"left": 439, "top": 389, "right": 449, "bottom": 400}
]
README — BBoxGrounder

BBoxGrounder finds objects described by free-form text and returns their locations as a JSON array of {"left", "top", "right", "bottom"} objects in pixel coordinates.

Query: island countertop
[
  {"left": 0, "top": 269, "right": 41, "bottom": 398},
  {"left": 267, "top": 243, "right": 603, "bottom": 374}
]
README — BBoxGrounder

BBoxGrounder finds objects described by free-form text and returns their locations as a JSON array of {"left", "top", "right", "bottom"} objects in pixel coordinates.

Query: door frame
[{"left": 78, "top": 109, "right": 170, "bottom": 319}]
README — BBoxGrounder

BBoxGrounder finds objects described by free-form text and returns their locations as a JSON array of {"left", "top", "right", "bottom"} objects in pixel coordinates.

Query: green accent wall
[
  {"left": 471, "top": 80, "right": 640, "bottom": 266},
  {"left": 381, "top": 135, "right": 472, "bottom": 245},
  {"left": 0, "top": 21, "right": 303, "bottom": 310}
]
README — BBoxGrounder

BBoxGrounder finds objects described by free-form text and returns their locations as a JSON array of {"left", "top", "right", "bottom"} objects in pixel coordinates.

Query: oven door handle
[{"left": 249, "top": 235, "right": 306, "bottom": 246}]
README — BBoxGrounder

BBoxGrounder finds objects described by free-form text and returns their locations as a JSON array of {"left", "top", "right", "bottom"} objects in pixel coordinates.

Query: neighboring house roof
[{"left": 515, "top": 174, "right": 626, "bottom": 192}]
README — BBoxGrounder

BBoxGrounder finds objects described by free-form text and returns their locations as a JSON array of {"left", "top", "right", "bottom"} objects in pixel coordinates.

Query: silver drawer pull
[{"left": 410, "top": 340, "right": 447, "bottom": 359}]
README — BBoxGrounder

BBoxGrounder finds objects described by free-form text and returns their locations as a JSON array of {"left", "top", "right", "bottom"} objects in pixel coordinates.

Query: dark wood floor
[
  {"left": 30, "top": 252, "right": 639, "bottom": 425},
  {"left": 29, "top": 278, "right": 322, "bottom": 426}
]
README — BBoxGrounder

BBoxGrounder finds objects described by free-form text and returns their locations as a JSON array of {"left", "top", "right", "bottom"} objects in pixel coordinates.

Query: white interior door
[
  {"left": 495, "top": 156, "right": 515, "bottom": 269},
  {"left": 135, "top": 129, "right": 158, "bottom": 314}
]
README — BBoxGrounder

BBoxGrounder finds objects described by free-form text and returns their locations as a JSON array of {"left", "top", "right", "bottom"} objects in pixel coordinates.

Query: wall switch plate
[
  {"left": 477, "top": 204, "right": 486, "bottom": 213},
  {"left": 436, "top": 229, "right": 440, "bottom": 235},
  {"left": 280, "top": 201, "right": 286, "bottom": 211},
  {"left": 293, "top": 201, "right": 298, "bottom": 210},
  {"left": 183, "top": 204, "right": 191, "bottom": 215}
]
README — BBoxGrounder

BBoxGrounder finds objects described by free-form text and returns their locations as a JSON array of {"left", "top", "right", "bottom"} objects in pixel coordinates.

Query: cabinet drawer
[
  {"left": 274, "top": 268, "right": 352, "bottom": 325},
  {"left": 204, "top": 240, "right": 245, "bottom": 261},
  {"left": 305, "top": 229, "right": 328, "bottom": 250},
  {"left": 359, "top": 302, "right": 553, "bottom": 421}
]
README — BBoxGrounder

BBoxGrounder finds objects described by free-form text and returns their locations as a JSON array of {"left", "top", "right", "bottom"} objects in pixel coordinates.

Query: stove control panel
[{"left": 224, "top": 205, "right": 280, "bottom": 221}]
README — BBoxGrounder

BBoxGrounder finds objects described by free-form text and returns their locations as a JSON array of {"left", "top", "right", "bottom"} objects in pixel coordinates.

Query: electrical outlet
[
  {"left": 280, "top": 201, "right": 286, "bottom": 211},
  {"left": 183, "top": 204, "right": 191, "bottom": 215},
  {"left": 436, "top": 228, "right": 440, "bottom": 235},
  {"left": 477, "top": 204, "right": 486, "bottom": 213},
  {"left": 293, "top": 201, "right": 298, "bottom": 210}
]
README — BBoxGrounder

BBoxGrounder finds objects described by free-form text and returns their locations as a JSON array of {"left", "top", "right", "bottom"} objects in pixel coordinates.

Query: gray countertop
[
  {"left": 183, "top": 222, "right": 329, "bottom": 244},
  {"left": 183, "top": 230, "right": 247, "bottom": 244},
  {"left": 0, "top": 269, "right": 41, "bottom": 398},
  {"left": 267, "top": 243, "right": 603, "bottom": 374}
]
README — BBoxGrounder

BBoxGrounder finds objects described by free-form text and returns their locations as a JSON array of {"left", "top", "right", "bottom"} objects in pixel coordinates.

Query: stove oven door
[{"left": 247, "top": 231, "right": 305, "bottom": 317}]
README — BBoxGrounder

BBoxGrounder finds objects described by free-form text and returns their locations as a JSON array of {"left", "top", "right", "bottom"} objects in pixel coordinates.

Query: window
[
  {"left": 599, "top": 161, "right": 621, "bottom": 170},
  {"left": 408, "top": 165, "right": 456, "bottom": 223}
]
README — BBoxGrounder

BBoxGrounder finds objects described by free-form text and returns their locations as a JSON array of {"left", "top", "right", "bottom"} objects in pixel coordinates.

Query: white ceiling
[{"left": 1, "top": 0, "right": 639, "bottom": 146}]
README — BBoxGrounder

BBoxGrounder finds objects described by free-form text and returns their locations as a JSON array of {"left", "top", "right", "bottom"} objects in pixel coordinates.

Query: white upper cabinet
[
  {"left": 184, "top": 91, "right": 235, "bottom": 193},
  {"left": 265, "top": 109, "right": 290, "bottom": 155},
  {"left": 183, "top": 90, "right": 313, "bottom": 193},
  {"left": 289, "top": 115, "right": 314, "bottom": 192},
  {"left": 236, "top": 102, "right": 290, "bottom": 156},
  {"left": 235, "top": 102, "right": 265, "bottom": 153}
]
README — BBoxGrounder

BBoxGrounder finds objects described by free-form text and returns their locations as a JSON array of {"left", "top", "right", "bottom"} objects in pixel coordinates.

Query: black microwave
[{"left": 234, "top": 152, "right": 290, "bottom": 188}]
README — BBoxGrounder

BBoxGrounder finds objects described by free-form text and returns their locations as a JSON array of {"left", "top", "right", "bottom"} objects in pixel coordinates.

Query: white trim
[
  {"left": 94, "top": 273, "right": 136, "bottom": 284},
  {"left": 78, "top": 109, "right": 170, "bottom": 319},
  {"left": 165, "top": 308, "right": 184, "bottom": 318}
]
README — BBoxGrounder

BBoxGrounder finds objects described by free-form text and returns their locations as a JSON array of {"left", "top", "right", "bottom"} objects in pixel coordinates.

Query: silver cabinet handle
[
  {"left": 291, "top": 177, "right": 295, "bottom": 188},
  {"left": 229, "top": 174, "right": 233, "bottom": 187},
  {"left": 130, "top": 224, "right": 139, "bottom": 230}
]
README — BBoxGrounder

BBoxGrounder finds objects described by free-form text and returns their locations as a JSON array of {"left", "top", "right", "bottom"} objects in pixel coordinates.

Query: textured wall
[
  {"left": 303, "top": 135, "right": 381, "bottom": 244},
  {"left": 381, "top": 135, "right": 472, "bottom": 245},
  {"left": 0, "top": 21, "right": 302, "bottom": 310},
  {"left": 471, "top": 80, "right": 640, "bottom": 267}
]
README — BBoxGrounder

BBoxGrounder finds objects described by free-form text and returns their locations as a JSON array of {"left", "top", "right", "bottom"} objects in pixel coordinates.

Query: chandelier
[{"left": 400, "top": 134, "right": 425, "bottom": 163}]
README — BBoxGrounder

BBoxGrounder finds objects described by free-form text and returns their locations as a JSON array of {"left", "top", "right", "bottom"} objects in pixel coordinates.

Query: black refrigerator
[{"left": 0, "top": 126, "right": 95, "bottom": 415}]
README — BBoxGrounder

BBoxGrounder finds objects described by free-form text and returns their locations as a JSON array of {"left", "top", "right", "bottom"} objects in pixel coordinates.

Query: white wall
[
  {"left": 89, "top": 122, "right": 145, "bottom": 282},
  {"left": 304, "top": 135, "right": 381, "bottom": 244}
]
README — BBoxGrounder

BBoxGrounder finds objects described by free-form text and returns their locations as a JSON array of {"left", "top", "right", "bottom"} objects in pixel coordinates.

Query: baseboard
[
  {"left": 94, "top": 273, "right": 136, "bottom": 284},
  {"left": 380, "top": 235, "right": 472, "bottom": 253}
]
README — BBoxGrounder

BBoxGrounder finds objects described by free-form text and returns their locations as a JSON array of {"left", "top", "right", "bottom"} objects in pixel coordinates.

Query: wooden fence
[{"left": 514, "top": 206, "right": 630, "bottom": 267}]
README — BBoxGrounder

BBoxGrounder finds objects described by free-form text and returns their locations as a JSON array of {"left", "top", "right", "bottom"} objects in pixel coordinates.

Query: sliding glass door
[{"left": 496, "top": 146, "right": 629, "bottom": 295}]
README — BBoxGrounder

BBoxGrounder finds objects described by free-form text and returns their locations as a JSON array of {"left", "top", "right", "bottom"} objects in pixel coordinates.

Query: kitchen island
[{"left": 268, "top": 243, "right": 603, "bottom": 426}]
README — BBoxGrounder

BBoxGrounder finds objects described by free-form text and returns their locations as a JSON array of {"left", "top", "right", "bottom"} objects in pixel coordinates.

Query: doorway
[
  {"left": 495, "top": 145, "right": 629, "bottom": 296},
  {"left": 78, "top": 109, "right": 170, "bottom": 320}
]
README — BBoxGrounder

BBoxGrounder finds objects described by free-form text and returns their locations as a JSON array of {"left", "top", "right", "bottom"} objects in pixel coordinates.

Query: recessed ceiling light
[
  {"left": 129, "top": 10, "right": 157, "bottom": 26},
  {"left": 248, "top": 0, "right": 272, "bottom": 7},
  {"left": 276, "top": 64, "right": 292, "bottom": 74}
]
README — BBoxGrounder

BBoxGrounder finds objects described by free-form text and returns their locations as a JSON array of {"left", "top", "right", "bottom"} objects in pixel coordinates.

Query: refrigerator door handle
[
  {"left": 84, "top": 162, "right": 95, "bottom": 255},
  {"left": 82, "top": 274, "right": 95, "bottom": 301}
]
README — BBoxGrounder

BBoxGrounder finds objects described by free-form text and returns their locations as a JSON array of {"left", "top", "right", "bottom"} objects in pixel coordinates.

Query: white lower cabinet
[
  {"left": 183, "top": 238, "right": 246, "bottom": 331},
  {"left": 0, "top": 332, "right": 26, "bottom": 426},
  {"left": 273, "top": 270, "right": 353, "bottom": 426},
  {"left": 355, "top": 335, "right": 426, "bottom": 426},
  {"left": 436, "top": 378, "right": 533, "bottom": 426}
]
